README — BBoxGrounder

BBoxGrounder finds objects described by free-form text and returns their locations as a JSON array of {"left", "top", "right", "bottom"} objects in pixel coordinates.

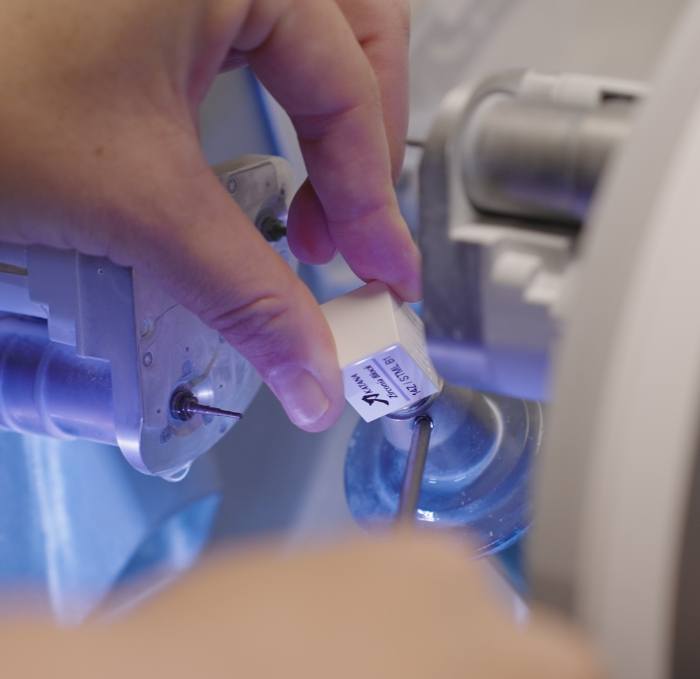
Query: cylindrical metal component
[
  {"left": 0, "top": 318, "right": 116, "bottom": 444},
  {"left": 170, "top": 388, "right": 242, "bottom": 421},
  {"left": 397, "top": 415, "right": 433, "bottom": 523},
  {"left": 383, "top": 385, "right": 468, "bottom": 451},
  {"left": 462, "top": 96, "right": 635, "bottom": 223}
]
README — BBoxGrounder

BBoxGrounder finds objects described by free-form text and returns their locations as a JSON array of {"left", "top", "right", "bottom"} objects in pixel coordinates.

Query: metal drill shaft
[
  {"left": 397, "top": 414, "right": 433, "bottom": 523},
  {"left": 184, "top": 401, "right": 243, "bottom": 420},
  {"left": 170, "top": 389, "right": 242, "bottom": 421}
]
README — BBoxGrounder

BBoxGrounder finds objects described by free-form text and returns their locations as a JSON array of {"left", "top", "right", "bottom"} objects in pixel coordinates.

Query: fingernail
[{"left": 267, "top": 366, "right": 331, "bottom": 429}]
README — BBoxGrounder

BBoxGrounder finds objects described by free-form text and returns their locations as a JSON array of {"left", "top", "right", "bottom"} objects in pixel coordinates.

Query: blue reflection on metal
[
  {"left": 0, "top": 432, "right": 220, "bottom": 624},
  {"left": 0, "top": 320, "right": 116, "bottom": 445},
  {"left": 345, "top": 386, "right": 542, "bottom": 557}
]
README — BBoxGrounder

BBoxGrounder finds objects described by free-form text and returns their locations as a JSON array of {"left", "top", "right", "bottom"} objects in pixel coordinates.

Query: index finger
[
  {"left": 229, "top": 0, "right": 421, "bottom": 300},
  {"left": 335, "top": 0, "right": 410, "bottom": 180}
]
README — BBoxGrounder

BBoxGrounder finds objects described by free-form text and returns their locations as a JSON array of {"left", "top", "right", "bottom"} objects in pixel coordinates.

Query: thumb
[{"left": 108, "top": 144, "right": 345, "bottom": 432}]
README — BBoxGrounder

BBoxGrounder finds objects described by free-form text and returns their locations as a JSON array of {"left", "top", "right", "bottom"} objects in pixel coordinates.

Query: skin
[
  {"left": 0, "top": 2, "right": 601, "bottom": 676},
  {"left": 2, "top": 533, "right": 602, "bottom": 679},
  {"left": 0, "top": 0, "right": 419, "bottom": 432}
]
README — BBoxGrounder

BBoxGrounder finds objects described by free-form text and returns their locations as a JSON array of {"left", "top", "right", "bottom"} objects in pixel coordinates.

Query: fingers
[
  {"left": 285, "top": 0, "right": 411, "bottom": 269},
  {"left": 284, "top": 180, "right": 337, "bottom": 265},
  {"left": 0, "top": 95, "right": 345, "bottom": 433},
  {"left": 0, "top": 0, "right": 418, "bottom": 430},
  {"left": 228, "top": 0, "right": 421, "bottom": 300},
  {"left": 334, "top": 0, "right": 410, "bottom": 180}
]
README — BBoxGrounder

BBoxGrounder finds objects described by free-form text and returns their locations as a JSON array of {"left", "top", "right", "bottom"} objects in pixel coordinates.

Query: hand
[
  {"left": 4, "top": 533, "right": 602, "bottom": 679},
  {"left": 0, "top": 0, "right": 420, "bottom": 431}
]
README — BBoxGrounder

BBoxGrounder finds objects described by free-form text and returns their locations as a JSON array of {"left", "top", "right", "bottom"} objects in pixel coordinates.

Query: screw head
[{"left": 259, "top": 216, "right": 288, "bottom": 242}]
